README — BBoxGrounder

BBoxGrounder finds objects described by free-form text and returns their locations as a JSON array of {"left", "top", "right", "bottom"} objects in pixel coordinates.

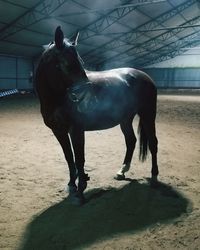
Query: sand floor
[{"left": 0, "top": 91, "right": 200, "bottom": 250}]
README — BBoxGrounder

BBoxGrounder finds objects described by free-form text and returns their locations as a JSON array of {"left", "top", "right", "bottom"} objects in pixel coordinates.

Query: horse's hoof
[
  {"left": 66, "top": 185, "right": 77, "bottom": 194},
  {"left": 70, "top": 192, "right": 85, "bottom": 206},
  {"left": 67, "top": 185, "right": 85, "bottom": 206},
  {"left": 150, "top": 176, "right": 159, "bottom": 188},
  {"left": 114, "top": 174, "right": 125, "bottom": 181}
]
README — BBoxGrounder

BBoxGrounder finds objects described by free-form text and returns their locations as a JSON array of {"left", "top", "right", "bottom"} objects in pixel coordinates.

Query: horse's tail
[{"left": 137, "top": 117, "right": 148, "bottom": 162}]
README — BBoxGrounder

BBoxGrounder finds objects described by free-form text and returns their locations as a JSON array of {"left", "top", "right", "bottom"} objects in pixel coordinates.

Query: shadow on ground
[{"left": 19, "top": 180, "right": 189, "bottom": 250}]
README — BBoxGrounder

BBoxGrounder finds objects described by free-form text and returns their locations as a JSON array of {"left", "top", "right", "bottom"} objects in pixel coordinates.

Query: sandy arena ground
[{"left": 0, "top": 91, "right": 200, "bottom": 250}]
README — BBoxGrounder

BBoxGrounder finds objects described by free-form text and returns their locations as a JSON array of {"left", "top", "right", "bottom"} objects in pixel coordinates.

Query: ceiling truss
[
  {"left": 0, "top": 0, "right": 199, "bottom": 68},
  {"left": 87, "top": 0, "right": 197, "bottom": 67}
]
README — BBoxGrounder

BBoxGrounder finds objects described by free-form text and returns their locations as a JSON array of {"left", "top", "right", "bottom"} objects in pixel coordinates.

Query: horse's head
[{"left": 38, "top": 26, "right": 87, "bottom": 94}]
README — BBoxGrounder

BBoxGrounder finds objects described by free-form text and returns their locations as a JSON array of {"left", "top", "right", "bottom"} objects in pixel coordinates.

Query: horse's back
[
  {"left": 86, "top": 67, "right": 157, "bottom": 107},
  {"left": 76, "top": 67, "right": 157, "bottom": 130},
  {"left": 86, "top": 67, "right": 155, "bottom": 87}
]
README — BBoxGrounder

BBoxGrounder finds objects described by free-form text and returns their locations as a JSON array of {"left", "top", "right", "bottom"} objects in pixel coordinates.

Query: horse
[{"left": 35, "top": 26, "right": 158, "bottom": 204}]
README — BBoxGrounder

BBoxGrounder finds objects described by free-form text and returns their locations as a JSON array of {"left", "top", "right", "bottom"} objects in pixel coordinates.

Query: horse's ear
[
  {"left": 55, "top": 26, "right": 64, "bottom": 49},
  {"left": 71, "top": 31, "right": 79, "bottom": 46}
]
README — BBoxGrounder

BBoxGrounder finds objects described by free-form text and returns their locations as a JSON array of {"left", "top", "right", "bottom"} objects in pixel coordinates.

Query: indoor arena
[{"left": 0, "top": 1, "right": 200, "bottom": 249}]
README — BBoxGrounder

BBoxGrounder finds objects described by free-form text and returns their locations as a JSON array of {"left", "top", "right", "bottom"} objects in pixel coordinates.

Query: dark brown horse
[{"left": 35, "top": 26, "right": 158, "bottom": 204}]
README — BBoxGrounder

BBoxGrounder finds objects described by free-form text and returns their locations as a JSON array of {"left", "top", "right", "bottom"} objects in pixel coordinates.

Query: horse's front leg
[
  {"left": 52, "top": 128, "right": 77, "bottom": 194},
  {"left": 70, "top": 127, "right": 89, "bottom": 204}
]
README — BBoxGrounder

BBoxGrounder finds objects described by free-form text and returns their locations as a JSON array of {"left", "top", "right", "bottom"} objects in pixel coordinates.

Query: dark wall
[
  {"left": 0, "top": 55, "right": 33, "bottom": 90},
  {"left": 143, "top": 68, "right": 200, "bottom": 88}
]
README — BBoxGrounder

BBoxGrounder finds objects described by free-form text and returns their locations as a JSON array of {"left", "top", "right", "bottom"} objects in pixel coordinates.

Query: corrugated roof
[{"left": 0, "top": 0, "right": 200, "bottom": 69}]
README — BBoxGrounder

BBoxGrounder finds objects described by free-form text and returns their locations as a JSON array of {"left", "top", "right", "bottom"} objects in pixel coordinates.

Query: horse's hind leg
[
  {"left": 115, "top": 117, "right": 136, "bottom": 180},
  {"left": 142, "top": 117, "right": 159, "bottom": 184},
  {"left": 148, "top": 123, "right": 158, "bottom": 184}
]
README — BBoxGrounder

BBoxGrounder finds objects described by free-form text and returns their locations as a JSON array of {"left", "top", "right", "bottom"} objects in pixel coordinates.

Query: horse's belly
[
  {"left": 84, "top": 115, "right": 121, "bottom": 131},
  {"left": 75, "top": 105, "right": 132, "bottom": 131},
  {"left": 69, "top": 84, "right": 138, "bottom": 130}
]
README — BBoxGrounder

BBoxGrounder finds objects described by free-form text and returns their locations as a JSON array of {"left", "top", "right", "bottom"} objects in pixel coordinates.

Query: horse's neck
[{"left": 70, "top": 70, "right": 89, "bottom": 86}]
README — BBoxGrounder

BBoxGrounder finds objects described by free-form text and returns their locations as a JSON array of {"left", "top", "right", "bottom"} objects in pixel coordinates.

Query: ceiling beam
[
  {"left": 84, "top": 0, "right": 196, "bottom": 64},
  {"left": 65, "top": 0, "right": 167, "bottom": 45},
  {"left": 100, "top": 15, "right": 200, "bottom": 67},
  {"left": 67, "top": 0, "right": 151, "bottom": 42},
  {"left": 0, "top": 0, "right": 72, "bottom": 41},
  {"left": 110, "top": 28, "right": 200, "bottom": 68},
  {"left": 73, "top": 0, "right": 139, "bottom": 42},
  {"left": 140, "top": 32, "right": 200, "bottom": 66}
]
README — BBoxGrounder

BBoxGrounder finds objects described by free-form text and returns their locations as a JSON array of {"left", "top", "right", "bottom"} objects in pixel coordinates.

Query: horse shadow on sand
[{"left": 18, "top": 180, "right": 190, "bottom": 250}]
